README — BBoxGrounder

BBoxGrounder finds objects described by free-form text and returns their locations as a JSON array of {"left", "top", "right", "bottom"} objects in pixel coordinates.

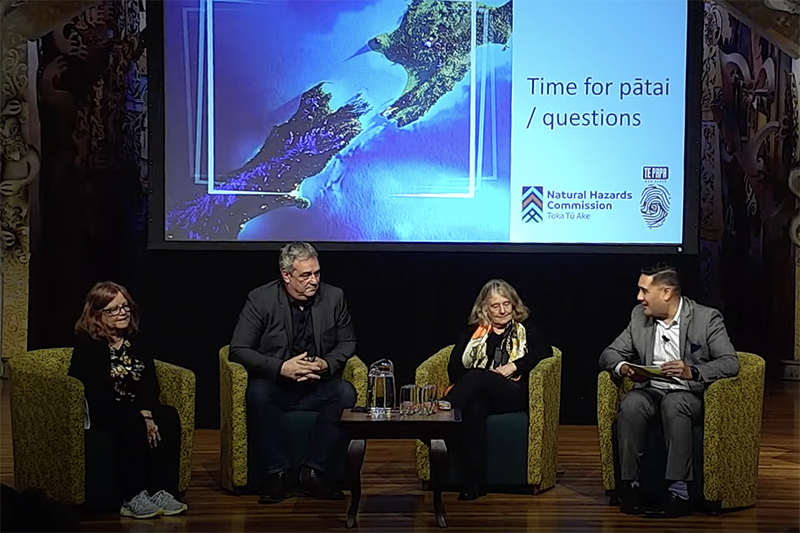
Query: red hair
[{"left": 75, "top": 281, "right": 139, "bottom": 341}]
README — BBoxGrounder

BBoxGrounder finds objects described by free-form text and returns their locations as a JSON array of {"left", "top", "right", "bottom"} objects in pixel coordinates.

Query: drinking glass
[
  {"left": 418, "top": 384, "right": 436, "bottom": 415},
  {"left": 399, "top": 384, "right": 417, "bottom": 415}
]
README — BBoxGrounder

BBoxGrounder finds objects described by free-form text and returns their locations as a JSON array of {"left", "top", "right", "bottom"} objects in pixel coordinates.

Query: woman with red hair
[{"left": 69, "top": 281, "right": 187, "bottom": 519}]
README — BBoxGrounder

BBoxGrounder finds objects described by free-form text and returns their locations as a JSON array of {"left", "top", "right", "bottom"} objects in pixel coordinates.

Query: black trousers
[
  {"left": 91, "top": 404, "right": 181, "bottom": 501},
  {"left": 246, "top": 377, "right": 356, "bottom": 476},
  {"left": 445, "top": 369, "right": 528, "bottom": 484}
]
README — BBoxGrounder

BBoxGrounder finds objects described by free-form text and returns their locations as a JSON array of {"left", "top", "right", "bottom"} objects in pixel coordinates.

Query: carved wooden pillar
[
  {"left": 787, "top": 67, "right": 799, "bottom": 375},
  {"left": 0, "top": 0, "right": 99, "bottom": 374},
  {"left": 0, "top": 7, "right": 35, "bottom": 373},
  {"left": 789, "top": 62, "right": 799, "bottom": 369}
]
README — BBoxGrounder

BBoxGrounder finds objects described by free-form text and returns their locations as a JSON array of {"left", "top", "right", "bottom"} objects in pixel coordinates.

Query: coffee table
[{"left": 340, "top": 409, "right": 461, "bottom": 528}]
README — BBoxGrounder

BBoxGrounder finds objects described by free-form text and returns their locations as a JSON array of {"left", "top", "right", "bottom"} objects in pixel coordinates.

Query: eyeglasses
[{"left": 102, "top": 304, "right": 131, "bottom": 316}]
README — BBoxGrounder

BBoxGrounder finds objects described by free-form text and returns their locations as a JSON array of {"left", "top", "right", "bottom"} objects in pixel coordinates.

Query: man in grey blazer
[
  {"left": 599, "top": 264, "right": 738, "bottom": 518},
  {"left": 230, "top": 242, "right": 356, "bottom": 504}
]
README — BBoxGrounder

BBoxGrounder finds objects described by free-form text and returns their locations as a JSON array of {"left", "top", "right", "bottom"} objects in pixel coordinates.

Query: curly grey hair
[{"left": 279, "top": 242, "right": 318, "bottom": 273}]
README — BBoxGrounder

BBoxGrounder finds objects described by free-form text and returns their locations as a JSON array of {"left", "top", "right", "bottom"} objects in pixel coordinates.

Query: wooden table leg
[
  {"left": 430, "top": 439, "right": 448, "bottom": 528},
  {"left": 346, "top": 439, "right": 366, "bottom": 528}
]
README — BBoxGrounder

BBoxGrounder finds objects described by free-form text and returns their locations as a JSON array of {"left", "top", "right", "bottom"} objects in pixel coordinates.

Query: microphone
[{"left": 661, "top": 335, "right": 670, "bottom": 343}]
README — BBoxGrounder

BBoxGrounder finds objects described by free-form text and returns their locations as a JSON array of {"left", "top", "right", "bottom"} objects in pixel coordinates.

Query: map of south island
[{"left": 166, "top": 86, "right": 370, "bottom": 240}]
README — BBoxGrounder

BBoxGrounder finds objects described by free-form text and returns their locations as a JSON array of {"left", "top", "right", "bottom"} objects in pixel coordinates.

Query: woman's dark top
[
  {"left": 68, "top": 334, "right": 160, "bottom": 427},
  {"left": 447, "top": 319, "right": 553, "bottom": 386}
]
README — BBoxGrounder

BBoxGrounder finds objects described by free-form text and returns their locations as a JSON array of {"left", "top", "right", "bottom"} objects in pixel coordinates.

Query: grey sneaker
[
  {"left": 120, "top": 490, "right": 160, "bottom": 519},
  {"left": 149, "top": 490, "right": 188, "bottom": 516}
]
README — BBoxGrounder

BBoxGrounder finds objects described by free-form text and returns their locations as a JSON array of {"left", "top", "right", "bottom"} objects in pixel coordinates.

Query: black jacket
[
  {"left": 229, "top": 281, "right": 356, "bottom": 380},
  {"left": 68, "top": 334, "right": 160, "bottom": 427}
]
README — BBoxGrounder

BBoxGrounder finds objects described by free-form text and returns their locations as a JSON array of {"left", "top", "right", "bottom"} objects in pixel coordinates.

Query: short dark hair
[{"left": 641, "top": 264, "right": 681, "bottom": 294}]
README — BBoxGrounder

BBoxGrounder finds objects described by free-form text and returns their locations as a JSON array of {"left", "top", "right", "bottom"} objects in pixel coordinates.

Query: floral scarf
[{"left": 461, "top": 322, "right": 528, "bottom": 374}]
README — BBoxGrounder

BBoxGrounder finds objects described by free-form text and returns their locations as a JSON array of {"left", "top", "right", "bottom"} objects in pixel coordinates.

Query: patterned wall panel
[
  {"left": 0, "top": 17, "right": 35, "bottom": 366},
  {"left": 700, "top": 1, "right": 798, "bottom": 364}
]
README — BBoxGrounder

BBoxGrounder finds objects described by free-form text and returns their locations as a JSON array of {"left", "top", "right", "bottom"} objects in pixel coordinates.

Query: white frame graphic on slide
[{"left": 195, "top": 0, "right": 496, "bottom": 198}]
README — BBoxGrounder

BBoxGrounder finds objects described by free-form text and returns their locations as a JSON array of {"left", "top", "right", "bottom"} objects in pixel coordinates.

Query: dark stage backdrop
[{"left": 129, "top": 251, "right": 702, "bottom": 428}]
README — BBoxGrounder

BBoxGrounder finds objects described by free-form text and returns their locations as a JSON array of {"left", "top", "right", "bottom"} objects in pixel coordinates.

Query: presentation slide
[{"left": 163, "top": 0, "right": 687, "bottom": 244}]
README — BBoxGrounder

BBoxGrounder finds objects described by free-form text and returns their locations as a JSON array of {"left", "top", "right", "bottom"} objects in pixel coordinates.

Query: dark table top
[
  {"left": 341, "top": 409, "right": 461, "bottom": 424},
  {"left": 340, "top": 408, "right": 461, "bottom": 440}
]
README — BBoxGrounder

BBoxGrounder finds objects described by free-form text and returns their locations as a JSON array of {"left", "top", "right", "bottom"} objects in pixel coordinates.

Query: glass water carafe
[{"left": 367, "top": 359, "right": 396, "bottom": 417}]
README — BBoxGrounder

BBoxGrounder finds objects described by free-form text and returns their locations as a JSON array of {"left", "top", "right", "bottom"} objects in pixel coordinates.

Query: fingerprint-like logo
[{"left": 640, "top": 184, "right": 670, "bottom": 228}]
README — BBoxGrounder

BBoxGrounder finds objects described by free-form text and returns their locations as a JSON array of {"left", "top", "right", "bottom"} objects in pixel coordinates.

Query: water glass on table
[
  {"left": 400, "top": 384, "right": 417, "bottom": 415},
  {"left": 418, "top": 384, "right": 437, "bottom": 415}
]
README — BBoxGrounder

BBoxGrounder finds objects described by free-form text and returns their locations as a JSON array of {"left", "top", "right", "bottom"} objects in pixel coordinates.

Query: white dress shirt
[
  {"left": 615, "top": 297, "right": 689, "bottom": 390},
  {"left": 651, "top": 297, "right": 689, "bottom": 390}
]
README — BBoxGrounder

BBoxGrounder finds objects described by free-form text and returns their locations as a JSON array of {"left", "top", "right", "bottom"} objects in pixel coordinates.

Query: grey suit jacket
[
  {"left": 599, "top": 297, "right": 739, "bottom": 393},
  {"left": 229, "top": 280, "right": 356, "bottom": 380}
]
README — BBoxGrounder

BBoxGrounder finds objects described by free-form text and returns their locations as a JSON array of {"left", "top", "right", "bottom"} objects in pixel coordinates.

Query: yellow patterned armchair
[
  {"left": 219, "top": 345, "right": 368, "bottom": 493},
  {"left": 597, "top": 352, "right": 765, "bottom": 511},
  {"left": 9, "top": 348, "right": 196, "bottom": 506},
  {"left": 415, "top": 346, "right": 562, "bottom": 492}
]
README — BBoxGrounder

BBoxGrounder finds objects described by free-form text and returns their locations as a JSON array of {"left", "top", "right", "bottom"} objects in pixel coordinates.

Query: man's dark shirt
[{"left": 289, "top": 294, "right": 316, "bottom": 358}]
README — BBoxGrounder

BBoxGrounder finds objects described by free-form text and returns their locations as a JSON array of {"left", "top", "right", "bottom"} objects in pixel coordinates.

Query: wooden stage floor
[{"left": 1, "top": 381, "right": 798, "bottom": 532}]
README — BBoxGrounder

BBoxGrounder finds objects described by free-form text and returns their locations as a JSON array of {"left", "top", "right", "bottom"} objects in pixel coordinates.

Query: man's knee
[
  {"left": 661, "top": 392, "right": 701, "bottom": 419},
  {"left": 337, "top": 380, "right": 357, "bottom": 409},
  {"left": 619, "top": 391, "right": 656, "bottom": 422},
  {"left": 246, "top": 378, "right": 279, "bottom": 408}
]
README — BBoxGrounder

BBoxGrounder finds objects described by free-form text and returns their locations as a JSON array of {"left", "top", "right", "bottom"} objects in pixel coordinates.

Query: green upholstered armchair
[
  {"left": 218, "top": 345, "right": 368, "bottom": 493},
  {"left": 9, "top": 348, "right": 196, "bottom": 506},
  {"left": 597, "top": 352, "right": 765, "bottom": 511},
  {"left": 415, "top": 346, "right": 562, "bottom": 493}
]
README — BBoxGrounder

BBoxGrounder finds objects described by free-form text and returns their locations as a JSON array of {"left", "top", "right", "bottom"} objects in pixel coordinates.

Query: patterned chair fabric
[
  {"left": 596, "top": 352, "right": 765, "bottom": 510},
  {"left": 9, "top": 348, "right": 196, "bottom": 505},
  {"left": 218, "top": 345, "right": 368, "bottom": 492},
  {"left": 414, "top": 345, "right": 563, "bottom": 492}
]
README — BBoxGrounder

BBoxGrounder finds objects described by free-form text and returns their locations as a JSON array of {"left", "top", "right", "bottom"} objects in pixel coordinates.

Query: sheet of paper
[{"left": 627, "top": 363, "right": 682, "bottom": 385}]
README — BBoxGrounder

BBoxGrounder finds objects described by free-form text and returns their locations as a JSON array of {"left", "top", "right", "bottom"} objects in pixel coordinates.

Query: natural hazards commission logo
[
  {"left": 521, "top": 186, "right": 544, "bottom": 223},
  {"left": 639, "top": 184, "right": 670, "bottom": 229}
]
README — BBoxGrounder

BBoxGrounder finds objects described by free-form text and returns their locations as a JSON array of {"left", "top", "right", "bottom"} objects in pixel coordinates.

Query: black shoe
[
  {"left": 457, "top": 481, "right": 487, "bottom": 501},
  {"left": 644, "top": 491, "right": 693, "bottom": 519},
  {"left": 619, "top": 481, "right": 644, "bottom": 515},
  {"left": 299, "top": 466, "right": 344, "bottom": 500},
  {"left": 259, "top": 470, "right": 288, "bottom": 504}
]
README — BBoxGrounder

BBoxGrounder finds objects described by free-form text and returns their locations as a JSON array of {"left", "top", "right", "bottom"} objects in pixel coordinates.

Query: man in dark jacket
[{"left": 231, "top": 242, "right": 356, "bottom": 503}]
